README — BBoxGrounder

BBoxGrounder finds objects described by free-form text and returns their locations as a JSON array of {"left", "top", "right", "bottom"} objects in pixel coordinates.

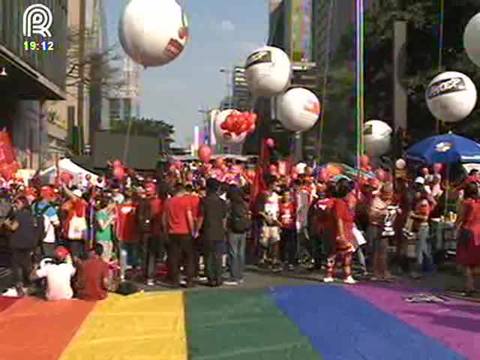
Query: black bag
[
  {"left": 32, "top": 203, "right": 51, "bottom": 243},
  {"left": 228, "top": 201, "right": 251, "bottom": 234}
]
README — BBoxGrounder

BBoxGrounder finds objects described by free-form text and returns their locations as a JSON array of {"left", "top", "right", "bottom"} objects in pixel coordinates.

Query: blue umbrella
[{"left": 406, "top": 133, "right": 480, "bottom": 165}]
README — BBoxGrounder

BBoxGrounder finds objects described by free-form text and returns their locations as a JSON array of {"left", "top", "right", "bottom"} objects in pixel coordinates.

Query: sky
[{"left": 105, "top": 0, "right": 269, "bottom": 146}]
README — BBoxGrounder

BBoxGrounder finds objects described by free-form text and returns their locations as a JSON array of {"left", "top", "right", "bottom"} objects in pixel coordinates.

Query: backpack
[
  {"left": 32, "top": 203, "right": 51, "bottom": 243},
  {"left": 228, "top": 201, "right": 251, "bottom": 234}
]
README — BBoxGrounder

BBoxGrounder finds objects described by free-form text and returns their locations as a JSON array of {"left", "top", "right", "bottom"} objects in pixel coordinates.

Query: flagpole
[{"left": 355, "top": 0, "right": 365, "bottom": 170}]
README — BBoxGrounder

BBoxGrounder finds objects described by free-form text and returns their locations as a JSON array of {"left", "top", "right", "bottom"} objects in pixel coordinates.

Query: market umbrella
[{"left": 406, "top": 133, "right": 480, "bottom": 165}]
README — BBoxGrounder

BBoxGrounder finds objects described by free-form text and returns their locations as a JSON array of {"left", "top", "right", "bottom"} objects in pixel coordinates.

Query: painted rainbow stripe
[{"left": 0, "top": 284, "right": 477, "bottom": 360}]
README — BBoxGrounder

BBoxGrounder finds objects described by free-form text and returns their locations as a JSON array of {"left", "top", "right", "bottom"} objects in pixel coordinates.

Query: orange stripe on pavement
[{"left": 0, "top": 297, "right": 96, "bottom": 360}]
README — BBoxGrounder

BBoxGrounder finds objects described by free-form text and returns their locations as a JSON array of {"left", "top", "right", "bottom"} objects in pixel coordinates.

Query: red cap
[{"left": 55, "top": 246, "right": 70, "bottom": 261}]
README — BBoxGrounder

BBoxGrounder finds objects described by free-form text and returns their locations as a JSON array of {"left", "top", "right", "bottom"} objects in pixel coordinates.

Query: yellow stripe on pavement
[{"left": 60, "top": 292, "right": 187, "bottom": 360}]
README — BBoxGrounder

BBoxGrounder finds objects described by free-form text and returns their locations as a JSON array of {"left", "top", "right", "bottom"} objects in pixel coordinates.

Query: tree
[
  {"left": 324, "top": 0, "right": 480, "bottom": 155},
  {"left": 66, "top": 27, "right": 125, "bottom": 97},
  {"left": 111, "top": 117, "right": 175, "bottom": 139}
]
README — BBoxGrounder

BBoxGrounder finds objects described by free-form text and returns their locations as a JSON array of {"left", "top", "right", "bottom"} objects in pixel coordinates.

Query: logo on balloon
[
  {"left": 305, "top": 100, "right": 320, "bottom": 116},
  {"left": 427, "top": 77, "right": 466, "bottom": 99},
  {"left": 435, "top": 142, "right": 452, "bottom": 153},
  {"left": 245, "top": 50, "right": 272, "bottom": 69}
]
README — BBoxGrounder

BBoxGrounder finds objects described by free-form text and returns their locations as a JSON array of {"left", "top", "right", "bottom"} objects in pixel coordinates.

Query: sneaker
[
  {"left": 323, "top": 276, "right": 334, "bottom": 283},
  {"left": 146, "top": 279, "right": 155, "bottom": 286},
  {"left": 344, "top": 276, "right": 357, "bottom": 285},
  {"left": 224, "top": 280, "right": 239, "bottom": 286}
]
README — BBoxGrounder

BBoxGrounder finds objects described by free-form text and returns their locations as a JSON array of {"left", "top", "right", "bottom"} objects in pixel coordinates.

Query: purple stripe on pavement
[{"left": 346, "top": 283, "right": 480, "bottom": 360}]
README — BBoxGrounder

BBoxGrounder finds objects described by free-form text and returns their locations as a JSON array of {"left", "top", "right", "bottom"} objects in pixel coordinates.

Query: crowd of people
[{"left": 1, "top": 154, "right": 479, "bottom": 301}]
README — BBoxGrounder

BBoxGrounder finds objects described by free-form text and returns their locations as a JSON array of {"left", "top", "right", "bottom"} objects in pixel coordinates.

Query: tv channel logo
[{"left": 23, "top": 4, "right": 53, "bottom": 38}]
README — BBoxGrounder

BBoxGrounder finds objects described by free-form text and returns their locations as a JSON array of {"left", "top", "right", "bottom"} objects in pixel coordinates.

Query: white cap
[
  {"left": 415, "top": 177, "right": 425, "bottom": 185},
  {"left": 72, "top": 189, "right": 83, "bottom": 198}
]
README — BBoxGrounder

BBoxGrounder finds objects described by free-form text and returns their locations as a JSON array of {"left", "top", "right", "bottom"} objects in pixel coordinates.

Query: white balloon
[
  {"left": 363, "top": 120, "right": 392, "bottom": 157},
  {"left": 214, "top": 110, "right": 247, "bottom": 145},
  {"left": 245, "top": 46, "right": 291, "bottom": 97},
  {"left": 119, "top": 0, "right": 189, "bottom": 67},
  {"left": 395, "top": 159, "right": 406, "bottom": 170},
  {"left": 464, "top": 13, "right": 480, "bottom": 67},
  {"left": 425, "top": 71, "right": 477, "bottom": 123},
  {"left": 277, "top": 88, "right": 320, "bottom": 132}
]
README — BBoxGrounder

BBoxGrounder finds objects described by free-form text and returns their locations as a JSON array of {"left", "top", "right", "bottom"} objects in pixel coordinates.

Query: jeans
[
  {"left": 145, "top": 235, "right": 165, "bottom": 280},
  {"left": 67, "top": 240, "right": 85, "bottom": 259},
  {"left": 281, "top": 228, "right": 297, "bottom": 265},
  {"left": 416, "top": 224, "right": 432, "bottom": 269},
  {"left": 168, "top": 234, "right": 195, "bottom": 286},
  {"left": 11, "top": 249, "right": 32, "bottom": 288},
  {"left": 205, "top": 241, "right": 225, "bottom": 284},
  {"left": 228, "top": 232, "right": 246, "bottom": 281},
  {"left": 120, "top": 242, "right": 139, "bottom": 278}
]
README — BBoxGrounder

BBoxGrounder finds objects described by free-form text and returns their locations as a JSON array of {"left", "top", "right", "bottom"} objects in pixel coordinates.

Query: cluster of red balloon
[
  {"left": 220, "top": 111, "right": 257, "bottom": 137},
  {"left": 0, "top": 131, "right": 19, "bottom": 180}
]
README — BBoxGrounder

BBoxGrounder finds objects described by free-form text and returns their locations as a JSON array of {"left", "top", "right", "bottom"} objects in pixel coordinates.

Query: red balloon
[{"left": 198, "top": 144, "right": 212, "bottom": 163}]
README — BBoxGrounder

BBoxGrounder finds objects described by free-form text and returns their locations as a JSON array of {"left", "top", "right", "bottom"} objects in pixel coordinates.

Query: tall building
[
  {"left": 0, "top": 0, "right": 68, "bottom": 169},
  {"left": 231, "top": 66, "right": 251, "bottom": 111},
  {"left": 45, "top": 0, "right": 109, "bottom": 160},
  {"left": 108, "top": 57, "right": 141, "bottom": 122}
]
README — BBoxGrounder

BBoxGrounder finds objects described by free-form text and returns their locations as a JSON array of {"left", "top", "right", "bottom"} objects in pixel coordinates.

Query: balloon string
[
  {"left": 317, "top": 0, "right": 334, "bottom": 160},
  {"left": 436, "top": 0, "right": 445, "bottom": 134}
]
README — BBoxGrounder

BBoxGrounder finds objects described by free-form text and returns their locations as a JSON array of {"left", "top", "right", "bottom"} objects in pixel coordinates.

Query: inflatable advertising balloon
[
  {"left": 277, "top": 88, "right": 321, "bottom": 132},
  {"left": 119, "top": 0, "right": 189, "bottom": 67},
  {"left": 464, "top": 13, "right": 480, "bottom": 67},
  {"left": 214, "top": 110, "right": 252, "bottom": 144},
  {"left": 425, "top": 71, "right": 477, "bottom": 123},
  {"left": 198, "top": 144, "right": 212, "bottom": 163},
  {"left": 245, "top": 46, "right": 291, "bottom": 97},
  {"left": 363, "top": 120, "right": 392, "bottom": 157}
]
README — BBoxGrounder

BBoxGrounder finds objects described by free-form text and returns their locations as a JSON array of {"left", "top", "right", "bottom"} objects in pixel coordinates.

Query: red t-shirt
[
  {"left": 76, "top": 257, "right": 109, "bottom": 301},
  {"left": 314, "top": 197, "right": 335, "bottom": 233},
  {"left": 332, "top": 198, "right": 354, "bottom": 242},
  {"left": 185, "top": 194, "right": 201, "bottom": 219},
  {"left": 164, "top": 195, "right": 192, "bottom": 235},
  {"left": 150, "top": 197, "right": 164, "bottom": 236},
  {"left": 116, "top": 203, "right": 138, "bottom": 242},
  {"left": 279, "top": 202, "right": 296, "bottom": 229}
]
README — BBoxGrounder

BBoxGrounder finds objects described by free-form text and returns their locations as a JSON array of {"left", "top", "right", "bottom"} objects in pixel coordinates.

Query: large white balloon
[
  {"left": 245, "top": 46, "right": 291, "bottom": 97},
  {"left": 277, "top": 88, "right": 320, "bottom": 132},
  {"left": 464, "top": 13, "right": 480, "bottom": 67},
  {"left": 363, "top": 120, "right": 392, "bottom": 157},
  {"left": 425, "top": 71, "right": 477, "bottom": 123},
  {"left": 119, "top": 0, "right": 189, "bottom": 67},
  {"left": 214, "top": 110, "right": 247, "bottom": 145}
]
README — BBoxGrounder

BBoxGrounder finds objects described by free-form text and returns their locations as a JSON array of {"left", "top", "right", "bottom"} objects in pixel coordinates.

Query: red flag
[{"left": 250, "top": 139, "right": 270, "bottom": 210}]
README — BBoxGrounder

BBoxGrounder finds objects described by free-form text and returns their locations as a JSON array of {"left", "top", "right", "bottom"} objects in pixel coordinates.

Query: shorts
[{"left": 260, "top": 226, "right": 281, "bottom": 248}]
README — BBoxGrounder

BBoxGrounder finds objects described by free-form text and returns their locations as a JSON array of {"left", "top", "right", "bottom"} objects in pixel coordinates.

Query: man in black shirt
[
  {"left": 198, "top": 179, "right": 227, "bottom": 286},
  {"left": 6, "top": 196, "right": 38, "bottom": 296}
]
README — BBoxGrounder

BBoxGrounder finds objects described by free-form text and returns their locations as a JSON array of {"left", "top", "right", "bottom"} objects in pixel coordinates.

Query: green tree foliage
[
  {"left": 110, "top": 117, "right": 175, "bottom": 139},
  {"left": 323, "top": 0, "right": 480, "bottom": 158}
]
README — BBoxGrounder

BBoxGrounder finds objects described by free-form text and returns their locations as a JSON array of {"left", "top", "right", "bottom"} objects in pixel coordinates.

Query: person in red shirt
[
  {"left": 145, "top": 183, "right": 165, "bottom": 286},
  {"left": 75, "top": 243, "right": 109, "bottom": 301},
  {"left": 162, "top": 183, "right": 195, "bottom": 288},
  {"left": 116, "top": 195, "right": 139, "bottom": 278},
  {"left": 280, "top": 191, "right": 297, "bottom": 269},
  {"left": 324, "top": 178, "right": 356, "bottom": 284},
  {"left": 61, "top": 186, "right": 88, "bottom": 259},
  {"left": 456, "top": 182, "right": 480, "bottom": 294}
]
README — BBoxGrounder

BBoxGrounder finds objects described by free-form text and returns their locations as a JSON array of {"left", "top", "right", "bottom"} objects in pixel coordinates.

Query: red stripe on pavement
[{"left": 0, "top": 297, "right": 96, "bottom": 360}]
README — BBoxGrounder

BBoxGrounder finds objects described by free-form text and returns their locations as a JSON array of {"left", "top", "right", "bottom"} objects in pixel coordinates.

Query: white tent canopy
[{"left": 40, "top": 158, "right": 102, "bottom": 186}]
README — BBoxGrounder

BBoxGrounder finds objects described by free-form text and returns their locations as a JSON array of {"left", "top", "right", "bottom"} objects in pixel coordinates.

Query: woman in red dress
[
  {"left": 456, "top": 182, "right": 480, "bottom": 294},
  {"left": 324, "top": 178, "right": 356, "bottom": 284}
]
